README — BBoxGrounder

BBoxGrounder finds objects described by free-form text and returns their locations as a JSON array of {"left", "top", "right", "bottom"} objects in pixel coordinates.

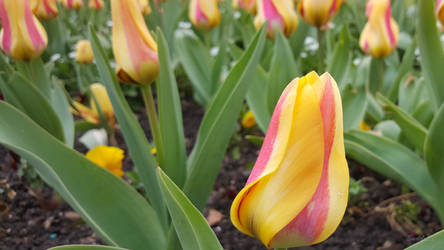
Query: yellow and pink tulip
[
  {"left": 62, "top": 0, "right": 84, "bottom": 9},
  {"left": 0, "top": 0, "right": 48, "bottom": 61},
  {"left": 30, "top": 0, "right": 59, "bottom": 20},
  {"left": 359, "top": 0, "right": 399, "bottom": 59},
  {"left": 231, "top": 72, "right": 349, "bottom": 248},
  {"left": 254, "top": 0, "right": 298, "bottom": 39},
  {"left": 298, "top": 0, "right": 343, "bottom": 28},
  {"left": 89, "top": 0, "right": 104, "bottom": 10},
  {"left": 111, "top": 0, "right": 159, "bottom": 85},
  {"left": 189, "top": 0, "right": 221, "bottom": 30}
]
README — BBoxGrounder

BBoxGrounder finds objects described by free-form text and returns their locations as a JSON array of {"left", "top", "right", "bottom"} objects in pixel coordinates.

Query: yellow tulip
[
  {"left": 72, "top": 83, "right": 115, "bottom": 126},
  {"left": 62, "top": 0, "right": 83, "bottom": 9},
  {"left": 233, "top": 0, "right": 256, "bottom": 14},
  {"left": 138, "top": 0, "right": 151, "bottom": 15},
  {"left": 111, "top": 0, "right": 159, "bottom": 85},
  {"left": 89, "top": 0, "right": 104, "bottom": 10},
  {"left": 298, "top": 0, "right": 343, "bottom": 28},
  {"left": 241, "top": 110, "right": 256, "bottom": 129},
  {"left": 0, "top": 0, "right": 48, "bottom": 61},
  {"left": 189, "top": 0, "right": 221, "bottom": 30},
  {"left": 231, "top": 72, "right": 349, "bottom": 248},
  {"left": 436, "top": 0, "right": 444, "bottom": 26},
  {"left": 30, "top": 0, "right": 58, "bottom": 20},
  {"left": 359, "top": 0, "right": 399, "bottom": 59},
  {"left": 76, "top": 40, "right": 94, "bottom": 64},
  {"left": 86, "top": 145, "right": 125, "bottom": 177},
  {"left": 254, "top": 0, "right": 298, "bottom": 39}
]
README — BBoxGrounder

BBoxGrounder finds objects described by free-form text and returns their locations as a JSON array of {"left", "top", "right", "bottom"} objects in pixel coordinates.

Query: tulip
[
  {"left": 138, "top": 0, "right": 151, "bottom": 15},
  {"left": 111, "top": 0, "right": 159, "bottom": 85},
  {"left": 298, "top": 0, "right": 343, "bottom": 28},
  {"left": 89, "top": 0, "right": 104, "bottom": 10},
  {"left": 436, "top": 0, "right": 444, "bottom": 26},
  {"left": 72, "top": 83, "right": 115, "bottom": 126},
  {"left": 233, "top": 0, "right": 257, "bottom": 14},
  {"left": 189, "top": 0, "right": 221, "bottom": 30},
  {"left": 0, "top": 0, "right": 48, "bottom": 61},
  {"left": 86, "top": 145, "right": 125, "bottom": 177},
  {"left": 254, "top": 0, "right": 298, "bottom": 39},
  {"left": 30, "top": 0, "right": 59, "bottom": 20},
  {"left": 241, "top": 110, "right": 256, "bottom": 129},
  {"left": 76, "top": 40, "right": 94, "bottom": 64},
  {"left": 62, "top": 0, "right": 83, "bottom": 9},
  {"left": 359, "top": 0, "right": 399, "bottom": 58},
  {"left": 231, "top": 72, "right": 349, "bottom": 248}
]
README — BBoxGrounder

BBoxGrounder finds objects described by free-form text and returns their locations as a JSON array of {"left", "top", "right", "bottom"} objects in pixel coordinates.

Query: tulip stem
[
  {"left": 141, "top": 84, "right": 163, "bottom": 162},
  {"left": 317, "top": 28, "right": 325, "bottom": 72}
]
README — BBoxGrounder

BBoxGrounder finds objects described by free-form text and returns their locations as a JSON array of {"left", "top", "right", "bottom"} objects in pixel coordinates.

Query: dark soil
[{"left": 0, "top": 97, "right": 441, "bottom": 250}]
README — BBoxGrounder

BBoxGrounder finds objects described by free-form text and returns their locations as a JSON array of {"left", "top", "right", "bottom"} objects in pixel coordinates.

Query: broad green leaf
[
  {"left": 398, "top": 76, "right": 428, "bottom": 114},
  {"left": 50, "top": 81, "right": 75, "bottom": 148},
  {"left": 266, "top": 30, "right": 297, "bottom": 114},
  {"left": 0, "top": 101, "right": 166, "bottom": 250},
  {"left": 366, "top": 92, "right": 385, "bottom": 122},
  {"left": 184, "top": 26, "right": 266, "bottom": 210},
  {"left": 156, "top": 29, "right": 187, "bottom": 187},
  {"left": 88, "top": 25, "right": 168, "bottom": 229},
  {"left": 342, "top": 84, "right": 367, "bottom": 131},
  {"left": 375, "top": 120, "right": 401, "bottom": 141},
  {"left": 378, "top": 94, "right": 427, "bottom": 152},
  {"left": 406, "top": 230, "right": 444, "bottom": 250},
  {"left": 344, "top": 130, "right": 442, "bottom": 220},
  {"left": 5, "top": 73, "right": 64, "bottom": 142},
  {"left": 412, "top": 101, "right": 434, "bottom": 128},
  {"left": 424, "top": 103, "right": 444, "bottom": 190},
  {"left": 174, "top": 29, "right": 212, "bottom": 106},
  {"left": 158, "top": 169, "right": 223, "bottom": 250},
  {"left": 327, "top": 25, "right": 351, "bottom": 87},
  {"left": 246, "top": 66, "right": 271, "bottom": 133},
  {"left": 417, "top": 0, "right": 444, "bottom": 108},
  {"left": 388, "top": 39, "right": 416, "bottom": 101},
  {"left": 49, "top": 245, "right": 128, "bottom": 250}
]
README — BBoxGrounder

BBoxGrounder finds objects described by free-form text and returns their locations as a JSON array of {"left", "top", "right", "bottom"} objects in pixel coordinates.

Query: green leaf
[
  {"left": 375, "top": 120, "right": 401, "bottom": 141},
  {"left": 344, "top": 130, "right": 441, "bottom": 220},
  {"left": 406, "top": 230, "right": 444, "bottom": 250},
  {"left": 246, "top": 66, "right": 271, "bottom": 132},
  {"left": 412, "top": 101, "right": 434, "bottom": 128},
  {"left": 327, "top": 25, "right": 351, "bottom": 87},
  {"left": 158, "top": 169, "right": 223, "bottom": 250},
  {"left": 417, "top": 0, "right": 444, "bottom": 108},
  {"left": 342, "top": 84, "right": 367, "bottom": 131},
  {"left": 288, "top": 19, "right": 311, "bottom": 59},
  {"left": 4, "top": 73, "right": 65, "bottom": 142},
  {"left": 266, "top": 30, "right": 297, "bottom": 114},
  {"left": 398, "top": 76, "right": 428, "bottom": 114},
  {"left": 49, "top": 245, "right": 128, "bottom": 250},
  {"left": 377, "top": 94, "right": 427, "bottom": 152},
  {"left": 366, "top": 92, "right": 385, "bottom": 122},
  {"left": 50, "top": 81, "right": 75, "bottom": 148},
  {"left": 88, "top": 25, "right": 168, "bottom": 229},
  {"left": 0, "top": 101, "right": 166, "bottom": 250},
  {"left": 388, "top": 39, "right": 416, "bottom": 101},
  {"left": 16, "top": 58, "right": 51, "bottom": 99},
  {"left": 210, "top": 41, "right": 227, "bottom": 96},
  {"left": 184, "top": 26, "right": 266, "bottom": 210},
  {"left": 174, "top": 29, "right": 212, "bottom": 106},
  {"left": 424, "top": 103, "right": 444, "bottom": 189},
  {"left": 156, "top": 29, "right": 187, "bottom": 187}
]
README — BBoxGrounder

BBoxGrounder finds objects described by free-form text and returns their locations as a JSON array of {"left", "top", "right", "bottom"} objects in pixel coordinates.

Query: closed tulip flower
[
  {"left": 76, "top": 40, "right": 94, "bottom": 64},
  {"left": 30, "top": 0, "right": 58, "bottom": 20},
  {"left": 254, "top": 0, "right": 298, "bottom": 39},
  {"left": 62, "top": 0, "right": 83, "bottom": 9},
  {"left": 86, "top": 145, "right": 125, "bottom": 177},
  {"left": 298, "top": 0, "right": 343, "bottom": 28},
  {"left": 111, "top": 0, "right": 159, "bottom": 85},
  {"left": 89, "top": 0, "right": 104, "bottom": 10},
  {"left": 189, "top": 0, "right": 221, "bottom": 30},
  {"left": 0, "top": 0, "right": 48, "bottom": 61},
  {"left": 359, "top": 0, "right": 399, "bottom": 58},
  {"left": 231, "top": 72, "right": 349, "bottom": 248},
  {"left": 436, "top": 0, "right": 444, "bottom": 26},
  {"left": 233, "top": 0, "right": 257, "bottom": 14}
]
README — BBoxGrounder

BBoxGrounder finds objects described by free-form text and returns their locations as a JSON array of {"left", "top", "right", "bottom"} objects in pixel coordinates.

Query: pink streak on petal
[
  {"left": 24, "top": 1, "right": 46, "bottom": 49},
  {"left": 274, "top": 78, "right": 335, "bottom": 243},
  {"left": 385, "top": 4, "right": 396, "bottom": 47},
  {"left": 364, "top": 39, "right": 369, "bottom": 52},
  {"left": 43, "top": 0, "right": 56, "bottom": 16},
  {"left": 246, "top": 80, "right": 295, "bottom": 185},
  {"left": 328, "top": 0, "right": 338, "bottom": 15},
  {"left": 195, "top": 0, "right": 208, "bottom": 23},
  {"left": 262, "top": 0, "right": 283, "bottom": 31},
  {"left": 0, "top": 0, "right": 12, "bottom": 53},
  {"left": 436, "top": 0, "right": 443, "bottom": 11}
]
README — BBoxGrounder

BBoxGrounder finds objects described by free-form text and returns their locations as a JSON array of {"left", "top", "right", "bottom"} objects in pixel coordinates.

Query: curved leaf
[
  {"left": 424, "top": 103, "right": 444, "bottom": 189},
  {"left": 49, "top": 245, "right": 128, "bottom": 250},
  {"left": 406, "top": 230, "right": 444, "bottom": 250},
  {"left": 342, "top": 84, "right": 367, "bottom": 131}
]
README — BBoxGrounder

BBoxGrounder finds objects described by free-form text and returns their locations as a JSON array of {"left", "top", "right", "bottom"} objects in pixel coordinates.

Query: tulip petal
[
  {"left": 255, "top": 0, "right": 298, "bottom": 38},
  {"left": 189, "top": 0, "right": 220, "bottom": 30}
]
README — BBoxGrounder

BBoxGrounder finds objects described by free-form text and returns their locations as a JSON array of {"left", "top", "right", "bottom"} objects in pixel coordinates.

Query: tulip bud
[
  {"left": 62, "top": 0, "right": 83, "bottom": 9},
  {"left": 0, "top": 0, "right": 48, "bottom": 61},
  {"left": 359, "top": 0, "right": 399, "bottom": 58},
  {"left": 233, "top": 0, "right": 257, "bottom": 14},
  {"left": 30, "top": 0, "right": 59, "bottom": 20},
  {"left": 86, "top": 145, "right": 125, "bottom": 177},
  {"left": 138, "top": 0, "right": 151, "bottom": 15},
  {"left": 189, "top": 0, "right": 221, "bottom": 30},
  {"left": 231, "top": 72, "right": 349, "bottom": 248},
  {"left": 298, "top": 0, "right": 343, "bottom": 28},
  {"left": 89, "top": 0, "right": 104, "bottom": 10},
  {"left": 111, "top": 0, "right": 159, "bottom": 85},
  {"left": 436, "top": 0, "right": 444, "bottom": 26},
  {"left": 76, "top": 40, "right": 94, "bottom": 64},
  {"left": 254, "top": 0, "right": 298, "bottom": 39},
  {"left": 241, "top": 110, "right": 256, "bottom": 129}
]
